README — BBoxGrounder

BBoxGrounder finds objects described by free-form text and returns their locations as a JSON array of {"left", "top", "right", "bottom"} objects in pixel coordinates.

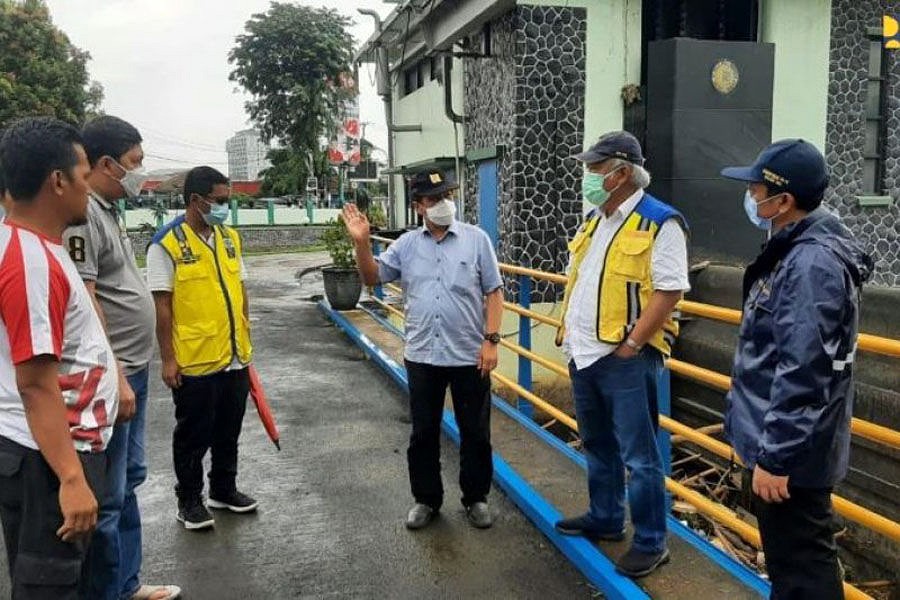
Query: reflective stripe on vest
[
  {"left": 556, "top": 195, "right": 686, "bottom": 356},
  {"left": 159, "top": 223, "right": 252, "bottom": 375}
]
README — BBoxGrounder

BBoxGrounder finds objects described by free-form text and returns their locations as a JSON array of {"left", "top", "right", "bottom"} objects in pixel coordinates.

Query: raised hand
[{"left": 342, "top": 203, "right": 371, "bottom": 245}]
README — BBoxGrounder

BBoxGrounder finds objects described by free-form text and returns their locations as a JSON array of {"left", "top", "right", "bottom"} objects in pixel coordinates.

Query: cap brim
[
  {"left": 412, "top": 182, "right": 459, "bottom": 198},
  {"left": 720, "top": 166, "right": 760, "bottom": 182},
  {"left": 571, "top": 150, "right": 607, "bottom": 164}
]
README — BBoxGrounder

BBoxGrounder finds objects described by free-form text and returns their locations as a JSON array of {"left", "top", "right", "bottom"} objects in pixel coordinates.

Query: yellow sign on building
[{"left": 885, "top": 15, "right": 899, "bottom": 48}]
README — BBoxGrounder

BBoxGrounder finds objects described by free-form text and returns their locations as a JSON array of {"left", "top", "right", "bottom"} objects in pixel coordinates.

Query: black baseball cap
[
  {"left": 721, "top": 139, "right": 829, "bottom": 200},
  {"left": 572, "top": 131, "right": 645, "bottom": 165},
  {"left": 409, "top": 169, "right": 458, "bottom": 199}
]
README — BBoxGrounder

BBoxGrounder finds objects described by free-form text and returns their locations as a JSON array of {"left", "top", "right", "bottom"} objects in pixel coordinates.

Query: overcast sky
[{"left": 45, "top": 0, "right": 393, "bottom": 174}]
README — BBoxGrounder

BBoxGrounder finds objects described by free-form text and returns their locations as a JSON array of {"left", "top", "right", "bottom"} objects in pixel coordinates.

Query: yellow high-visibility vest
[
  {"left": 156, "top": 218, "right": 252, "bottom": 375},
  {"left": 556, "top": 194, "right": 688, "bottom": 356}
]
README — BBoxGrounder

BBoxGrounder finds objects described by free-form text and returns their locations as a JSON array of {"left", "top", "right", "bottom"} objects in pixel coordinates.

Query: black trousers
[
  {"left": 172, "top": 368, "right": 250, "bottom": 502},
  {"left": 754, "top": 485, "right": 844, "bottom": 600},
  {"left": 405, "top": 360, "right": 493, "bottom": 510},
  {"left": 0, "top": 436, "right": 106, "bottom": 600}
]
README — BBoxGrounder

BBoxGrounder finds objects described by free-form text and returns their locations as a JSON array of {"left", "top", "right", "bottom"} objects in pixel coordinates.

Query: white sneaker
[{"left": 131, "top": 584, "right": 182, "bottom": 599}]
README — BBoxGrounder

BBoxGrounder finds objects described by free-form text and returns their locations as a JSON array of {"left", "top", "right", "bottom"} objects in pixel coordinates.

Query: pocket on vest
[
  {"left": 175, "top": 321, "right": 222, "bottom": 367},
  {"left": 609, "top": 233, "right": 652, "bottom": 280}
]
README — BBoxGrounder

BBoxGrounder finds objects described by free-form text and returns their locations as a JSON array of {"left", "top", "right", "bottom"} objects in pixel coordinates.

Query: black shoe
[
  {"left": 177, "top": 499, "right": 215, "bottom": 530},
  {"left": 555, "top": 514, "right": 626, "bottom": 541},
  {"left": 615, "top": 546, "right": 670, "bottom": 578},
  {"left": 208, "top": 490, "right": 259, "bottom": 513}
]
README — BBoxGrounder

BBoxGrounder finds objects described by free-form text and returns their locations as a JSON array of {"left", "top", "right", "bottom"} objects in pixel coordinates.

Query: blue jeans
[
  {"left": 82, "top": 368, "right": 149, "bottom": 599},
  {"left": 570, "top": 350, "right": 667, "bottom": 554}
]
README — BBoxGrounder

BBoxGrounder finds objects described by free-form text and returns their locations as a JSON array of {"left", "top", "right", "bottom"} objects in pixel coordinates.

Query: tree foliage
[
  {"left": 0, "top": 0, "right": 104, "bottom": 127},
  {"left": 259, "top": 146, "right": 329, "bottom": 198},
  {"left": 228, "top": 3, "right": 355, "bottom": 157}
]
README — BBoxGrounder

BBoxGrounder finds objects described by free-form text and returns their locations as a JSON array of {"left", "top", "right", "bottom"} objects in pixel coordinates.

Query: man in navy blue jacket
[{"left": 721, "top": 140, "right": 873, "bottom": 600}]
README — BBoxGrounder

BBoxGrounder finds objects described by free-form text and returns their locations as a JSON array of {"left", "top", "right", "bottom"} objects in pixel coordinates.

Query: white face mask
[
  {"left": 109, "top": 158, "right": 149, "bottom": 198},
  {"left": 425, "top": 199, "right": 456, "bottom": 227}
]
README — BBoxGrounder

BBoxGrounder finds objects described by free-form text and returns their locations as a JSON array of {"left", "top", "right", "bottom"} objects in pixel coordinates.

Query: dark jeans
[
  {"left": 172, "top": 368, "right": 250, "bottom": 502},
  {"left": 405, "top": 360, "right": 493, "bottom": 509},
  {"left": 82, "top": 367, "right": 150, "bottom": 600},
  {"left": 569, "top": 349, "right": 668, "bottom": 554},
  {"left": 754, "top": 485, "right": 844, "bottom": 600},
  {"left": 0, "top": 436, "right": 106, "bottom": 600}
]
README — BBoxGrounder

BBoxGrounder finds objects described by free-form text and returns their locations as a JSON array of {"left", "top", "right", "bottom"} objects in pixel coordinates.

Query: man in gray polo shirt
[
  {"left": 344, "top": 169, "right": 504, "bottom": 531},
  {"left": 63, "top": 116, "right": 179, "bottom": 600}
]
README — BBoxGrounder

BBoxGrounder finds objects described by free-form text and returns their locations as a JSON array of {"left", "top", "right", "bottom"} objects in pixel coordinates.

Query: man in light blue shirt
[{"left": 344, "top": 169, "right": 504, "bottom": 530}]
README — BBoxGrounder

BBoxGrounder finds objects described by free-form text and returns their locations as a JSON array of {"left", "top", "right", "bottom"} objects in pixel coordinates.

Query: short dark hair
[
  {"left": 183, "top": 166, "right": 229, "bottom": 203},
  {"left": 81, "top": 115, "right": 143, "bottom": 167},
  {"left": 764, "top": 183, "right": 825, "bottom": 212},
  {"left": 0, "top": 117, "right": 83, "bottom": 202}
]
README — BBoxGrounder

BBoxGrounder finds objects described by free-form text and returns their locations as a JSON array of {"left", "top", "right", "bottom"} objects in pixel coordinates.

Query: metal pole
[
  {"left": 657, "top": 362, "right": 673, "bottom": 509},
  {"left": 372, "top": 240, "right": 384, "bottom": 300},
  {"left": 385, "top": 98, "right": 396, "bottom": 228},
  {"left": 517, "top": 275, "right": 534, "bottom": 418}
]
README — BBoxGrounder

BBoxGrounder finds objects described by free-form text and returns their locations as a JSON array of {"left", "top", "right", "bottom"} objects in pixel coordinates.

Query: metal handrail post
[
  {"left": 517, "top": 275, "right": 534, "bottom": 418},
  {"left": 372, "top": 239, "right": 384, "bottom": 300},
  {"left": 656, "top": 358, "right": 673, "bottom": 509}
]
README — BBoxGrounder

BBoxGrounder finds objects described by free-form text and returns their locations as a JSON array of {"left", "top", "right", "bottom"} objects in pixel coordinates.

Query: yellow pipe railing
[
  {"left": 663, "top": 481, "right": 871, "bottom": 600},
  {"left": 499, "top": 339, "right": 569, "bottom": 378},
  {"left": 492, "top": 262, "right": 900, "bottom": 358},
  {"left": 374, "top": 237, "right": 898, "bottom": 357},
  {"left": 503, "top": 302, "right": 563, "bottom": 328},
  {"left": 363, "top": 297, "right": 879, "bottom": 597},
  {"left": 372, "top": 295, "right": 900, "bottom": 545},
  {"left": 384, "top": 276, "right": 900, "bottom": 448},
  {"left": 499, "top": 262, "right": 568, "bottom": 285},
  {"left": 496, "top": 339, "right": 900, "bottom": 544},
  {"left": 369, "top": 295, "right": 405, "bottom": 321},
  {"left": 491, "top": 371, "right": 579, "bottom": 431}
]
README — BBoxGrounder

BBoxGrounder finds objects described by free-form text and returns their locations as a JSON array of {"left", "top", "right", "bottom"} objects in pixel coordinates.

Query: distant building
[{"left": 226, "top": 129, "right": 271, "bottom": 181}]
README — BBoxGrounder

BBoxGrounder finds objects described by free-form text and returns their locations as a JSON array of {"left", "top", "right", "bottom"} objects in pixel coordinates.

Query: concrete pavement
[{"left": 0, "top": 253, "right": 595, "bottom": 599}]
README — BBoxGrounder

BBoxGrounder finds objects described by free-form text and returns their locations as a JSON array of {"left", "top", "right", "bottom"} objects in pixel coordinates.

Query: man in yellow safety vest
[{"left": 147, "top": 166, "right": 257, "bottom": 531}]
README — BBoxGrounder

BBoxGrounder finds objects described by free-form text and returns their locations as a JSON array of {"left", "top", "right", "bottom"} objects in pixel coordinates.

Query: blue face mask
[
  {"left": 743, "top": 190, "right": 773, "bottom": 231},
  {"left": 202, "top": 201, "right": 230, "bottom": 226}
]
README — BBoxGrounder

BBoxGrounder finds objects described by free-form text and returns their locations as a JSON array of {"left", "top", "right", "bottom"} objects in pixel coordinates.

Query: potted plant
[{"left": 321, "top": 216, "right": 362, "bottom": 310}]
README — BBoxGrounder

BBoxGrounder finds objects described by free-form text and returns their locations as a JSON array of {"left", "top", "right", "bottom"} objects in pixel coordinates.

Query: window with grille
[{"left": 863, "top": 29, "right": 887, "bottom": 195}]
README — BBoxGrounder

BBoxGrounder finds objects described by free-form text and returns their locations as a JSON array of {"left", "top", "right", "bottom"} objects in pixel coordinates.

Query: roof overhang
[
  {"left": 382, "top": 156, "right": 460, "bottom": 176},
  {"left": 355, "top": 0, "right": 514, "bottom": 71}
]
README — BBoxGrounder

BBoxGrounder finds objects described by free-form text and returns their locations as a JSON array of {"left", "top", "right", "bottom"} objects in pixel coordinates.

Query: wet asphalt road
[{"left": 0, "top": 253, "right": 593, "bottom": 600}]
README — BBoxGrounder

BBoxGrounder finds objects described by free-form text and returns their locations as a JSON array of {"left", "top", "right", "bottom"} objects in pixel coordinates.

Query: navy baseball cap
[
  {"left": 409, "top": 169, "right": 458, "bottom": 199},
  {"left": 721, "top": 139, "right": 829, "bottom": 200},
  {"left": 572, "top": 131, "right": 645, "bottom": 165}
]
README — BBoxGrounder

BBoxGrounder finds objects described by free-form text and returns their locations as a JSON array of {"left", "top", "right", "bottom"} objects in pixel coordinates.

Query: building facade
[
  {"left": 226, "top": 128, "right": 272, "bottom": 181},
  {"left": 357, "top": 0, "right": 899, "bottom": 288}
]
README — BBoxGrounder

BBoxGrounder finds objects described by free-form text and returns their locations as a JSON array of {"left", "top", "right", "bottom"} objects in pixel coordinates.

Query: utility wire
[{"left": 145, "top": 152, "right": 229, "bottom": 167}]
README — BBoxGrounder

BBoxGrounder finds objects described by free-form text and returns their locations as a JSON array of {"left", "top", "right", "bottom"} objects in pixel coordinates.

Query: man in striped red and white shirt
[{"left": 0, "top": 117, "right": 119, "bottom": 600}]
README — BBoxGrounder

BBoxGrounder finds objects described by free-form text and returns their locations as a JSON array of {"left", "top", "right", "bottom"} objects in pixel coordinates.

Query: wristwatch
[
  {"left": 624, "top": 337, "right": 643, "bottom": 352},
  {"left": 484, "top": 332, "right": 501, "bottom": 345}
]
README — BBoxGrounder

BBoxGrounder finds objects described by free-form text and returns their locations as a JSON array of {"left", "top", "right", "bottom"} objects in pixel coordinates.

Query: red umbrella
[{"left": 249, "top": 365, "right": 281, "bottom": 451}]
